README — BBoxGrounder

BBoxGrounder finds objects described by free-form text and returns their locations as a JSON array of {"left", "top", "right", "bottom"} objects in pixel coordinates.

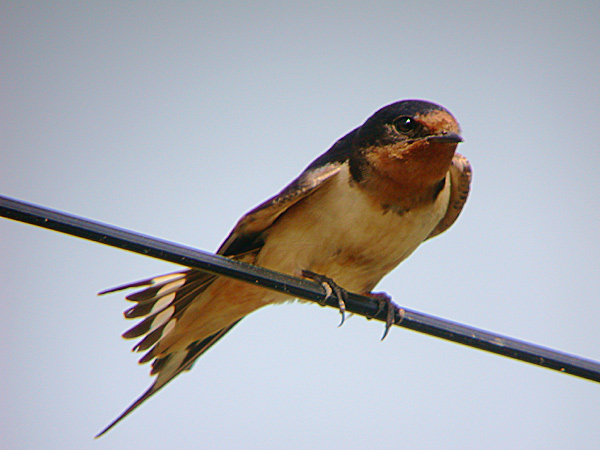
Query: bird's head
[{"left": 350, "top": 100, "right": 463, "bottom": 205}]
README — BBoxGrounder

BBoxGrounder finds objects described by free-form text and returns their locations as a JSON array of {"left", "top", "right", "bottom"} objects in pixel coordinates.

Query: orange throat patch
[{"left": 360, "top": 139, "right": 458, "bottom": 211}]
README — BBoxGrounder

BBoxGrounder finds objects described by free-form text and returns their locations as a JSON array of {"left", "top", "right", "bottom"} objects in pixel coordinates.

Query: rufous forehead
[{"left": 414, "top": 109, "right": 460, "bottom": 135}]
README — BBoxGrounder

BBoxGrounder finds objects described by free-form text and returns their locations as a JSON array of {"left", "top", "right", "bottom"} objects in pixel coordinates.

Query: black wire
[{"left": 1, "top": 194, "right": 599, "bottom": 383}]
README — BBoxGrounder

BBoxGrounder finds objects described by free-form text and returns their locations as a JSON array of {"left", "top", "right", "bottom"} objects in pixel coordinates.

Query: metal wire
[{"left": 1, "top": 194, "right": 599, "bottom": 383}]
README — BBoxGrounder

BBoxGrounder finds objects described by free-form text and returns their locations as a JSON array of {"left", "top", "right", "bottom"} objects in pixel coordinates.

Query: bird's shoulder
[
  {"left": 427, "top": 153, "right": 472, "bottom": 239},
  {"left": 218, "top": 128, "right": 358, "bottom": 256}
]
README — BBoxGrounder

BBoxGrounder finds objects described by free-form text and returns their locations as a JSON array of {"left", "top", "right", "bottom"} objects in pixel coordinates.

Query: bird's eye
[{"left": 392, "top": 116, "right": 420, "bottom": 135}]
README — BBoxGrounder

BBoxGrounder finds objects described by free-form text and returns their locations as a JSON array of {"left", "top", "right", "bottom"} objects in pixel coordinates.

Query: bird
[{"left": 96, "top": 99, "right": 472, "bottom": 436}]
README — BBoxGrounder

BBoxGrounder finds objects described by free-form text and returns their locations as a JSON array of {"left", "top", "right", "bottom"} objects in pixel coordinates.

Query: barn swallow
[{"left": 96, "top": 99, "right": 472, "bottom": 436}]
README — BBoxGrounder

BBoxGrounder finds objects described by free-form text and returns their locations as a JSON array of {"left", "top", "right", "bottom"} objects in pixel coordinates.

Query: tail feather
[
  {"left": 124, "top": 274, "right": 214, "bottom": 325},
  {"left": 108, "top": 271, "right": 216, "bottom": 361},
  {"left": 97, "top": 270, "right": 243, "bottom": 437},
  {"left": 132, "top": 321, "right": 175, "bottom": 353},
  {"left": 99, "top": 272, "right": 188, "bottom": 296},
  {"left": 98, "top": 251, "right": 260, "bottom": 436},
  {"left": 95, "top": 320, "right": 241, "bottom": 438}
]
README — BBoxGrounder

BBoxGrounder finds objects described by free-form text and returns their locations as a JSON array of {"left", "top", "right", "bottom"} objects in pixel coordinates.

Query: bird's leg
[
  {"left": 301, "top": 270, "right": 348, "bottom": 326},
  {"left": 366, "top": 292, "right": 398, "bottom": 340}
]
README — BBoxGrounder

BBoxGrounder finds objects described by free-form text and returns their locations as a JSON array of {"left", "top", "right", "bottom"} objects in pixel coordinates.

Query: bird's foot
[
  {"left": 367, "top": 292, "right": 398, "bottom": 340},
  {"left": 302, "top": 270, "right": 348, "bottom": 326}
]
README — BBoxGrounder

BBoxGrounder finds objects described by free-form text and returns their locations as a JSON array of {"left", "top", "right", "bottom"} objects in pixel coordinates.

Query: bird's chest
[{"left": 259, "top": 167, "right": 450, "bottom": 293}]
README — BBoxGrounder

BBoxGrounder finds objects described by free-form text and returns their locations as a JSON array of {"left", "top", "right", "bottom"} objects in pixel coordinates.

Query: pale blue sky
[{"left": 2, "top": 2, "right": 600, "bottom": 449}]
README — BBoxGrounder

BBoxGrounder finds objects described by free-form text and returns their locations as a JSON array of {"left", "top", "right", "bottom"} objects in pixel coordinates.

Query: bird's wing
[
  {"left": 427, "top": 153, "right": 472, "bottom": 239},
  {"left": 219, "top": 129, "right": 356, "bottom": 256},
  {"left": 97, "top": 132, "right": 354, "bottom": 437}
]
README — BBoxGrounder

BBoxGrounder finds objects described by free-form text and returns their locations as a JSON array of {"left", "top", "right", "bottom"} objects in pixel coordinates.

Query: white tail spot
[
  {"left": 161, "top": 319, "right": 177, "bottom": 340},
  {"left": 150, "top": 293, "right": 176, "bottom": 314},
  {"left": 156, "top": 278, "right": 186, "bottom": 296},
  {"left": 150, "top": 273, "right": 186, "bottom": 286},
  {"left": 150, "top": 306, "right": 175, "bottom": 333}
]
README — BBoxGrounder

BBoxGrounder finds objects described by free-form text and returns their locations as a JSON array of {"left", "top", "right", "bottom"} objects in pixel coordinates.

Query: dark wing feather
[
  {"left": 219, "top": 128, "right": 356, "bottom": 256},
  {"left": 97, "top": 130, "right": 356, "bottom": 436},
  {"left": 427, "top": 153, "right": 472, "bottom": 239}
]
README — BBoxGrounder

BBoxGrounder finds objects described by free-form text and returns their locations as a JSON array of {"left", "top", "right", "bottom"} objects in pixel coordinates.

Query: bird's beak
[{"left": 427, "top": 132, "right": 463, "bottom": 144}]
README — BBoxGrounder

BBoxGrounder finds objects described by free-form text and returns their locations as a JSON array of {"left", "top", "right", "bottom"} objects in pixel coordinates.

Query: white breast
[{"left": 257, "top": 164, "right": 450, "bottom": 295}]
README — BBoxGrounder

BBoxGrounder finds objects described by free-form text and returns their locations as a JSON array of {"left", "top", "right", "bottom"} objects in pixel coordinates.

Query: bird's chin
[{"left": 373, "top": 139, "right": 458, "bottom": 187}]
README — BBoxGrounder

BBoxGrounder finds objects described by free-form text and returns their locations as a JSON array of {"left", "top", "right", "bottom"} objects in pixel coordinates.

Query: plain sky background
[{"left": 2, "top": 1, "right": 600, "bottom": 449}]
